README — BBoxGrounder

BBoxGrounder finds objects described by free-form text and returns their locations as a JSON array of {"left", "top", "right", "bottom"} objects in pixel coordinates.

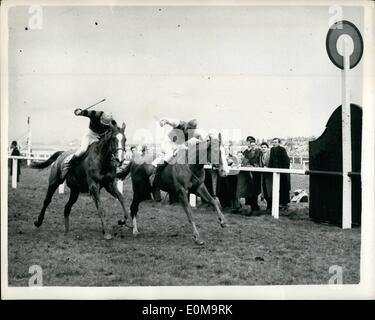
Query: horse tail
[
  {"left": 116, "top": 161, "right": 132, "bottom": 180},
  {"left": 30, "top": 151, "right": 64, "bottom": 169}
]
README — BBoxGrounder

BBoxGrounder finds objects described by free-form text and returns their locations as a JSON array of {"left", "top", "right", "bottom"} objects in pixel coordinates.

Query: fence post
[
  {"left": 341, "top": 37, "right": 352, "bottom": 229},
  {"left": 117, "top": 180, "right": 123, "bottom": 194},
  {"left": 189, "top": 194, "right": 197, "bottom": 207},
  {"left": 272, "top": 172, "right": 280, "bottom": 219},
  {"left": 12, "top": 158, "right": 18, "bottom": 189},
  {"left": 58, "top": 182, "right": 65, "bottom": 194}
]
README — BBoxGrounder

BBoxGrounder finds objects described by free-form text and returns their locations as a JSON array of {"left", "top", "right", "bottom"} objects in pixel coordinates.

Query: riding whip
[{"left": 82, "top": 98, "right": 106, "bottom": 111}]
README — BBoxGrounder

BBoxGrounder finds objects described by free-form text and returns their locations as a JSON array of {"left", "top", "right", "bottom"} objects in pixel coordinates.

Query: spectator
[
  {"left": 226, "top": 144, "right": 240, "bottom": 167},
  {"left": 225, "top": 144, "right": 241, "bottom": 211},
  {"left": 242, "top": 136, "right": 261, "bottom": 167},
  {"left": 130, "top": 145, "right": 137, "bottom": 156},
  {"left": 242, "top": 136, "right": 262, "bottom": 212},
  {"left": 124, "top": 145, "right": 138, "bottom": 161},
  {"left": 141, "top": 145, "right": 149, "bottom": 157},
  {"left": 269, "top": 137, "right": 291, "bottom": 210},
  {"left": 9, "top": 141, "right": 21, "bottom": 182},
  {"left": 259, "top": 142, "right": 272, "bottom": 212}
]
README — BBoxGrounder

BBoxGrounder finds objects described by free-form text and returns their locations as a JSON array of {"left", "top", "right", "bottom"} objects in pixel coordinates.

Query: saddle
[{"left": 60, "top": 148, "right": 90, "bottom": 180}]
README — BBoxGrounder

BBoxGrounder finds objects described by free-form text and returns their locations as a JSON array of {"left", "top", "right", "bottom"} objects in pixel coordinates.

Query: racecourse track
[{"left": 7, "top": 168, "right": 360, "bottom": 286}]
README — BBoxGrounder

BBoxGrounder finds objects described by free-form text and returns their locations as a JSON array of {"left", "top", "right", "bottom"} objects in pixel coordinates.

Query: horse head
[
  {"left": 208, "top": 132, "right": 229, "bottom": 177},
  {"left": 103, "top": 122, "right": 127, "bottom": 166}
]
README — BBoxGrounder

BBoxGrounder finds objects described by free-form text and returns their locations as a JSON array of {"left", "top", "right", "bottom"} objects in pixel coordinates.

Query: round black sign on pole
[{"left": 326, "top": 20, "right": 364, "bottom": 69}]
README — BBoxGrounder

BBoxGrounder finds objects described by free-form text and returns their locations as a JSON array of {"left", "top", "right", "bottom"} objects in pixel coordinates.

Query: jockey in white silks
[
  {"left": 152, "top": 118, "right": 204, "bottom": 164},
  {"left": 61, "top": 108, "right": 116, "bottom": 179},
  {"left": 151, "top": 117, "right": 206, "bottom": 191}
]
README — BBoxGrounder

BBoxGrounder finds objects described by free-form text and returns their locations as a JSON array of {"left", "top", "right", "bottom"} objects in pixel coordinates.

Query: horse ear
[
  {"left": 121, "top": 122, "right": 126, "bottom": 132},
  {"left": 218, "top": 132, "right": 222, "bottom": 143}
]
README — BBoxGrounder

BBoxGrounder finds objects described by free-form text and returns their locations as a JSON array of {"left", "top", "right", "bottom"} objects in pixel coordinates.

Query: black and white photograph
[{"left": 1, "top": 0, "right": 374, "bottom": 300}]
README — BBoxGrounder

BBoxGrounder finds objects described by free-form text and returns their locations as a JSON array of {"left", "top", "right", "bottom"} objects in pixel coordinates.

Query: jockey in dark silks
[
  {"left": 61, "top": 108, "right": 117, "bottom": 178},
  {"left": 151, "top": 117, "right": 206, "bottom": 195}
]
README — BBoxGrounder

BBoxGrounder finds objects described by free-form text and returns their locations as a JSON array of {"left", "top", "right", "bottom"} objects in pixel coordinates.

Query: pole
[
  {"left": 12, "top": 159, "right": 18, "bottom": 189},
  {"left": 59, "top": 182, "right": 65, "bottom": 194},
  {"left": 341, "top": 37, "right": 352, "bottom": 229},
  {"left": 272, "top": 172, "right": 280, "bottom": 219},
  {"left": 27, "top": 116, "right": 32, "bottom": 166},
  {"left": 189, "top": 194, "right": 197, "bottom": 207},
  {"left": 117, "top": 179, "right": 123, "bottom": 194}
]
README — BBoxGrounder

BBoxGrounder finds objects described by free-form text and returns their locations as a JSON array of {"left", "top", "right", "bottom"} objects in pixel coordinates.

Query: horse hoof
[
  {"left": 34, "top": 220, "right": 42, "bottom": 228},
  {"left": 118, "top": 219, "right": 126, "bottom": 226},
  {"left": 194, "top": 238, "right": 205, "bottom": 245},
  {"left": 103, "top": 234, "right": 112, "bottom": 240},
  {"left": 220, "top": 222, "right": 227, "bottom": 228},
  {"left": 133, "top": 230, "right": 139, "bottom": 237}
]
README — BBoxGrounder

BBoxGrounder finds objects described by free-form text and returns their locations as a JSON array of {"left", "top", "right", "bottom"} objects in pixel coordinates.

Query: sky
[{"left": 6, "top": 4, "right": 364, "bottom": 146}]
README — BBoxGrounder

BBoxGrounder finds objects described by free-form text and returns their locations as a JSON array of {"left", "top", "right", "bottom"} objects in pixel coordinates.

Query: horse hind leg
[
  {"left": 178, "top": 189, "right": 204, "bottom": 245},
  {"left": 130, "top": 195, "right": 142, "bottom": 236},
  {"left": 34, "top": 181, "right": 60, "bottom": 228},
  {"left": 197, "top": 185, "right": 227, "bottom": 228},
  {"left": 64, "top": 188, "right": 80, "bottom": 235}
]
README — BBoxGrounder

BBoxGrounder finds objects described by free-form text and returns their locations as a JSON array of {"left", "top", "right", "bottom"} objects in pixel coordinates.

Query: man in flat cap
[{"left": 242, "top": 136, "right": 262, "bottom": 212}]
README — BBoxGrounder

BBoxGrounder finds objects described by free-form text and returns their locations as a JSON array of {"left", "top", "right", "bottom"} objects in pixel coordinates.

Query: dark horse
[
  {"left": 117, "top": 133, "right": 230, "bottom": 245},
  {"left": 30, "top": 123, "right": 129, "bottom": 240}
]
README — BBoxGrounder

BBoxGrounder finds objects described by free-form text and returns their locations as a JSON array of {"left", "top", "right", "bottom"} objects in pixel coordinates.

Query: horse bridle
[{"left": 111, "top": 131, "right": 126, "bottom": 167}]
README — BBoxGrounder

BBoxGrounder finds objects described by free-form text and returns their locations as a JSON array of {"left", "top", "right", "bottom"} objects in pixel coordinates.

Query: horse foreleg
[
  {"left": 64, "top": 188, "right": 80, "bottom": 235},
  {"left": 197, "top": 184, "right": 227, "bottom": 228},
  {"left": 34, "top": 181, "right": 60, "bottom": 228},
  {"left": 105, "top": 183, "right": 131, "bottom": 227},
  {"left": 178, "top": 189, "right": 204, "bottom": 245},
  {"left": 90, "top": 184, "right": 112, "bottom": 240}
]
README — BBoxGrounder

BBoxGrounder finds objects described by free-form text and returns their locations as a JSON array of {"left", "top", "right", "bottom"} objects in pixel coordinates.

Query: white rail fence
[
  {"left": 8, "top": 155, "right": 306, "bottom": 220},
  {"left": 9, "top": 156, "right": 66, "bottom": 194}
]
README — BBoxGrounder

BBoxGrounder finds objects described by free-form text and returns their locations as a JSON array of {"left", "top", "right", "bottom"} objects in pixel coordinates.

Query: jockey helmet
[
  {"left": 187, "top": 119, "right": 198, "bottom": 129},
  {"left": 100, "top": 112, "right": 113, "bottom": 126}
]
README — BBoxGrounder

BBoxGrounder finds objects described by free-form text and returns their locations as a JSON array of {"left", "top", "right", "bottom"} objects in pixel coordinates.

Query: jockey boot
[{"left": 151, "top": 161, "right": 168, "bottom": 202}]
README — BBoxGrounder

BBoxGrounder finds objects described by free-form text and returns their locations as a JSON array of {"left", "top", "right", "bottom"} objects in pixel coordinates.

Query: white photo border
[{"left": 1, "top": 0, "right": 374, "bottom": 300}]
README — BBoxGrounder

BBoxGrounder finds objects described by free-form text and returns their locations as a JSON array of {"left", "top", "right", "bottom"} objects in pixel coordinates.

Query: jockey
[
  {"left": 62, "top": 108, "right": 116, "bottom": 178},
  {"left": 151, "top": 117, "right": 206, "bottom": 191}
]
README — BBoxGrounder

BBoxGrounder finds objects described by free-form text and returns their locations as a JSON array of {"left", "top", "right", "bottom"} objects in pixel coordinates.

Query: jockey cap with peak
[
  {"left": 100, "top": 112, "right": 114, "bottom": 126},
  {"left": 187, "top": 118, "right": 198, "bottom": 130}
]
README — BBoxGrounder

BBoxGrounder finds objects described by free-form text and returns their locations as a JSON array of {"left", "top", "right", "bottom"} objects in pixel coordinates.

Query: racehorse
[
  {"left": 116, "top": 133, "right": 230, "bottom": 245},
  {"left": 30, "top": 123, "right": 129, "bottom": 240}
]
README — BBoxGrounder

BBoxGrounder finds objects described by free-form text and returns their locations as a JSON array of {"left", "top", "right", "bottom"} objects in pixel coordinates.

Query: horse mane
[{"left": 89, "top": 127, "right": 119, "bottom": 165}]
